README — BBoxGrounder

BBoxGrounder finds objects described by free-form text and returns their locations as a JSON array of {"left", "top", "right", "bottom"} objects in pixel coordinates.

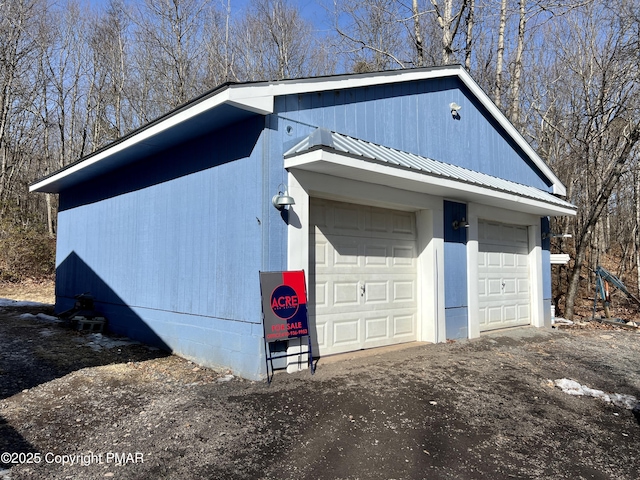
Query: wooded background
[{"left": 1, "top": 0, "right": 639, "bottom": 319}]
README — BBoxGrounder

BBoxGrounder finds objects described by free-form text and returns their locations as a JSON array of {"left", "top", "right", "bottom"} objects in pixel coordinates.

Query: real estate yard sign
[{"left": 259, "top": 270, "right": 309, "bottom": 342}]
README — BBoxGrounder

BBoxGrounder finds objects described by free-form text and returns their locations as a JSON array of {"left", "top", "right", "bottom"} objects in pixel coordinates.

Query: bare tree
[
  {"left": 493, "top": 0, "right": 507, "bottom": 107},
  {"left": 203, "top": 0, "right": 237, "bottom": 85},
  {"left": 413, "top": 0, "right": 426, "bottom": 67},
  {"left": 429, "top": 0, "right": 468, "bottom": 64},
  {"left": 130, "top": 0, "right": 210, "bottom": 118},
  {"left": 234, "top": 0, "right": 333, "bottom": 80},
  {"left": 528, "top": 2, "right": 640, "bottom": 319},
  {"left": 464, "top": 0, "right": 475, "bottom": 70},
  {"left": 88, "top": 0, "right": 132, "bottom": 145},
  {"left": 40, "top": 1, "right": 94, "bottom": 166},
  {"left": 0, "top": 0, "right": 43, "bottom": 211},
  {"left": 329, "top": 0, "right": 410, "bottom": 71},
  {"left": 507, "top": 0, "right": 526, "bottom": 124}
]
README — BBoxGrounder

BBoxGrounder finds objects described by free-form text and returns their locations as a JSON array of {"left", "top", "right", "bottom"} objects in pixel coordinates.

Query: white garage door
[
  {"left": 478, "top": 221, "right": 531, "bottom": 332},
  {"left": 310, "top": 199, "right": 418, "bottom": 356}
]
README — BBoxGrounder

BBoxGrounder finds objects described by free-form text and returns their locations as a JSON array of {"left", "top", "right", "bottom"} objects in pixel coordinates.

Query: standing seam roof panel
[{"left": 284, "top": 128, "right": 575, "bottom": 210}]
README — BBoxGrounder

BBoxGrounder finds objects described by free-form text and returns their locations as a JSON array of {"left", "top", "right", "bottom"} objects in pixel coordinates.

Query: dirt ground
[{"left": 1, "top": 291, "right": 640, "bottom": 479}]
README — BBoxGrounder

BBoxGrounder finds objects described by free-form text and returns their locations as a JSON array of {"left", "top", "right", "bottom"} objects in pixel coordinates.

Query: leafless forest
[{"left": 1, "top": 0, "right": 639, "bottom": 319}]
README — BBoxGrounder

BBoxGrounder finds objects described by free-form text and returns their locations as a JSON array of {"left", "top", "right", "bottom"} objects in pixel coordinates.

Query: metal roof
[{"left": 284, "top": 128, "right": 575, "bottom": 212}]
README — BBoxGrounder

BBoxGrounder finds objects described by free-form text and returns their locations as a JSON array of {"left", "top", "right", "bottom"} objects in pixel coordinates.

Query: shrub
[{"left": 0, "top": 216, "right": 56, "bottom": 283}]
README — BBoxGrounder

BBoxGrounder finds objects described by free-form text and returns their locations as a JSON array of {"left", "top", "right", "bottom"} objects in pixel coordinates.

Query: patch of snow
[
  {"left": 551, "top": 318, "right": 573, "bottom": 325},
  {"left": 36, "top": 313, "right": 61, "bottom": 323},
  {"left": 83, "top": 333, "right": 139, "bottom": 350},
  {"left": 554, "top": 378, "right": 638, "bottom": 409},
  {"left": 17, "top": 312, "right": 61, "bottom": 323}
]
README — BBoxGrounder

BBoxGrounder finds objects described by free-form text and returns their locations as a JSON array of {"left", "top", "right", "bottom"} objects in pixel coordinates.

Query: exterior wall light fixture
[
  {"left": 452, "top": 217, "right": 469, "bottom": 230},
  {"left": 272, "top": 183, "right": 295, "bottom": 210},
  {"left": 450, "top": 102, "right": 461, "bottom": 119}
]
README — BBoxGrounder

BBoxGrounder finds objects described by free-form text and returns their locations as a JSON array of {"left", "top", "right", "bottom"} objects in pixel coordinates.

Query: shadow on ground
[{"left": 0, "top": 302, "right": 168, "bottom": 469}]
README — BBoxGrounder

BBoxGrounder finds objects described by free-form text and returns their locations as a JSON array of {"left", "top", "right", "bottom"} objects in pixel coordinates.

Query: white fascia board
[
  {"left": 30, "top": 88, "right": 275, "bottom": 193},
  {"left": 233, "top": 66, "right": 464, "bottom": 99},
  {"left": 284, "top": 150, "right": 576, "bottom": 217}
]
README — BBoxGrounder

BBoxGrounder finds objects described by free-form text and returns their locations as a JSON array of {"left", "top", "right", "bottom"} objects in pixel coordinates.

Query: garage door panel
[
  {"left": 393, "top": 314, "right": 415, "bottom": 336},
  {"left": 392, "top": 213, "right": 415, "bottom": 235},
  {"left": 310, "top": 202, "right": 329, "bottom": 228},
  {"left": 315, "top": 240, "right": 328, "bottom": 266},
  {"left": 334, "top": 205, "right": 361, "bottom": 231},
  {"left": 369, "top": 212, "right": 388, "bottom": 233},
  {"left": 392, "top": 245, "right": 415, "bottom": 265},
  {"left": 478, "top": 279, "right": 486, "bottom": 296},
  {"left": 487, "top": 252, "right": 501, "bottom": 266},
  {"left": 333, "top": 241, "right": 360, "bottom": 266},
  {"left": 334, "top": 253, "right": 359, "bottom": 268},
  {"left": 486, "top": 306, "right": 503, "bottom": 324},
  {"left": 478, "top": 221, "right": 531, "bottom": 332},
  {"left": 393, "top": 281, "right": 414, "bottom": 301},
  {"left": 487, "top": 278, "right": 502, "bottom": 295},
  {"left": 315, "top": 281, "right": 328, "bottom": 307},
  {"left": 517, "top": 278, "right": 529, "bottom": 294},
  {"left": 333, "top": 282, "right": 360, "bottom": 306},
  {"left": 503, "top": 278, "right": 516, "bottom": 294},
  {"left": 313, "top": 318, "right": 327, "bottom": 348},
  {"left": 504, "top": 305, "right": 517, "bottom": 322},
  {"left": 503, "top": 253, "right": 516, "bottom": 267},
  {"left": 311, "top": 199, "right": 417, "bottom": 356},
  {"left": 365, "top": 316, "right": 388, "bottom": 340},
  {"left": 364, "top": 245, "right": 388, "bottom": 264},
  {"left": 365, "top": 281, "right": 388, "bottom": 303},
  {"left": 517, "top": 304, "right": 529, "bottom": 320},
  {"left": 333, "top": 318, "right": 360, "bottom": 345}
]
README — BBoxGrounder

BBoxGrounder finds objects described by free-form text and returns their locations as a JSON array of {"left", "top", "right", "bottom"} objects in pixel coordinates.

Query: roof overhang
[
  {"left": 29, "top": 88, "right": 272, "bottom": 193},
  {"left": 30, "top": 65, "right": 567, "bottom": 197},
  {"left": 284, "top": 133, "right": 576, "bottom": 217}
]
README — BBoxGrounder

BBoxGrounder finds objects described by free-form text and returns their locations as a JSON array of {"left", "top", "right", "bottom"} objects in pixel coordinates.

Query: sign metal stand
[{"left": 259, "top": 270, "right": 315, "bottom": 384}]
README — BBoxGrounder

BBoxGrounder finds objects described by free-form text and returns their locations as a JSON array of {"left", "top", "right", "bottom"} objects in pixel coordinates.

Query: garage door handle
[{"left": 360, "top": 284, "right": 366, "bottom": 296}]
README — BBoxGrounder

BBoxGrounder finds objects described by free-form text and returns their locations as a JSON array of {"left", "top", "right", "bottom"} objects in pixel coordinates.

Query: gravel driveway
[{"left": 1, "top": 301, "right": 639, "bottom": 479}]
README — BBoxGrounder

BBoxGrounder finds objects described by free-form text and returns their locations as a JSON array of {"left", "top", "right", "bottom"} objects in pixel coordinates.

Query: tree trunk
[
  {"left": 413, "top": 0, "right": 424, "bottom": 67},
  {"left": 509, "top": 0, "right": 526, "bottom": 124},
  {"left": 45, "top": 193, "right": 55, "bottom": 237},
  {"left": 494, "top": 0, "right": 507, "bottom": 108},
  {"left": 431, "top": 0, "right": 466, "bottom": 65},
  {"left": 465, "top": 0, "right": 474, "bottom": 71},
  {"left": 635, "top": 166, "right": 640, "bottom": 296},
  {"left": 565, "top": 126, "right": 640, "bottom": 319}
]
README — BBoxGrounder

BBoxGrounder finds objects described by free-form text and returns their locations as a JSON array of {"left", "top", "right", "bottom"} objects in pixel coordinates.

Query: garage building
[{"left": 30, "top": 65, "right": 576, "bottom": 380}]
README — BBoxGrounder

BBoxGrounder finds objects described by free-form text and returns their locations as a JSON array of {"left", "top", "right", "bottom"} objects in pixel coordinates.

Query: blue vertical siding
[
  {"left": 55, "top": 117, "right": 269, "bottom": 379},
  {"left": 274, "top": 77, "right": 551, "bottom": 191},
  {"left": 443, "top": 200, "right": 469, "bottom": 340}
]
